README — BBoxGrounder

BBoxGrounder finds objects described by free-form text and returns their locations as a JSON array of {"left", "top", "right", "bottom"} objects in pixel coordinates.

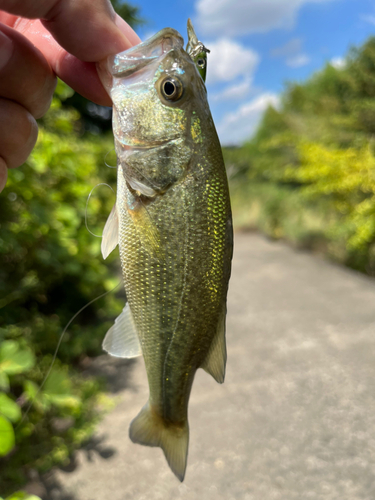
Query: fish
[{"left": 97, "top": 19, "right": 233, "bottom": 482}]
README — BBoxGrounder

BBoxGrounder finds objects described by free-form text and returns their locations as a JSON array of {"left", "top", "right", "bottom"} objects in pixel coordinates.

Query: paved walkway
[{"left": 44, "top": 233, "right": 375, "bottom": 500}]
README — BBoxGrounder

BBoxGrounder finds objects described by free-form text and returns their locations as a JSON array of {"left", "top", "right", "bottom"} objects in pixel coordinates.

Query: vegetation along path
[{"left": 44, "top": 232, "right": 375, "bottom": 500}]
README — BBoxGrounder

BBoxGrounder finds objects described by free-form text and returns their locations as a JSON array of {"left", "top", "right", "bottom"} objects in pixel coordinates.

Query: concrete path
[{"left": 44, "top": 233, "right": 375, "bottom": 500}]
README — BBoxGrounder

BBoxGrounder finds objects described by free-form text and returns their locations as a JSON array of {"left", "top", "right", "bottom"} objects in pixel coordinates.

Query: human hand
[{"left": 0, "top": 0, "right": 141, "bottom": 193}]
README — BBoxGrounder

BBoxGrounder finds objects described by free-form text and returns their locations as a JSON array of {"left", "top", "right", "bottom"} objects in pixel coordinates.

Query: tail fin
[{"left": 129, "top": 402, "right": 189, "bottom": 482}]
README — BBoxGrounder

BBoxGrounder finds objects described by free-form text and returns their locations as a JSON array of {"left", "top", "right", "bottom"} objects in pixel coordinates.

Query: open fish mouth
[{"left": 109, "top": 28, "right": 184, "bottom": 78}]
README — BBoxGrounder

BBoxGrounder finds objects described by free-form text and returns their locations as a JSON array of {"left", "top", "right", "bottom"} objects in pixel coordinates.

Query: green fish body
[{"left": 98, "top": 21, "right": 232, "bottom": 481}]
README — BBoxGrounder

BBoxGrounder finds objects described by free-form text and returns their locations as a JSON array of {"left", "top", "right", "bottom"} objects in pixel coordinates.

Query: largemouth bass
[{"left": 97, "top": 20, "right": 233, "bottom": 481}]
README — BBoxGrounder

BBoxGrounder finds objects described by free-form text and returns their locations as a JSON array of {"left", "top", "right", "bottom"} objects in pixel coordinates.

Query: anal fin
[
  {"left": 103, "top": 303, "right": 142, "bottom": 358},
  {"left": 201, "top": 305, "right": 227, "bottom": 384}
]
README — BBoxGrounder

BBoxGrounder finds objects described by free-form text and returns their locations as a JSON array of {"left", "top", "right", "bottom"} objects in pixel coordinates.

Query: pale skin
[{"left": 0, "top": 0, "right": 141, "bottom": 193}]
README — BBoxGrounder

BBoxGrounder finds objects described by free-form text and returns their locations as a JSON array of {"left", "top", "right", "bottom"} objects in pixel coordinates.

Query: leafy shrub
[
  {"left": 226, "top": 36, "right": 375, "bottom": 275},
  {"left": 1, "top": 492, "right": 41, "bottom": 500},
  {"left": 0, "top": 80, "right": 122, "bottom": 494}
]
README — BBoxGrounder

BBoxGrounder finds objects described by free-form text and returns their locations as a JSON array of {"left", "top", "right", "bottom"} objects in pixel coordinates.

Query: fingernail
[{"left": 0, "top": 30, "right": 13, "bottom": 71}]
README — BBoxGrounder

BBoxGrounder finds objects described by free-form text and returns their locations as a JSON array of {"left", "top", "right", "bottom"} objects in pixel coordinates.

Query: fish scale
[{"left": 98, "top": 20, "right": 232, "bottom": 481}]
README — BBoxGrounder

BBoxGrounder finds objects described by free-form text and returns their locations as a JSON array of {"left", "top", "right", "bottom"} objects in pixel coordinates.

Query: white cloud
[
  {"left": 271, "top": 38, "right": 303, "bottom": 57},
  {"left": 196, "top": 0, "right": 337, "bottom": 37},
  {"left": 286, "top": 54, "right": 310, "bottom": 67},
  {"left": 217, "top": 93, "right": 280, "bottom": 145},
  {"left": 206, "top": 38, "right": 259, "bottom": 85},
  {"left": 330, "top": 56, "right": 345, "bottom": 69},
  {"left": 271, "top": 38, "right": 310, "bottom": 68},
  {"left": 211, "top": 78, "right": 252, "bottom": 101},
  {"left": 361, "top": 14, "right": 375, "bottom": 26}
]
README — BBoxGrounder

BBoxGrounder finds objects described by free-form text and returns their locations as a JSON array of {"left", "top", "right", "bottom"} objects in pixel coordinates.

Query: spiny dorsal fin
[
  {"left": 103, "top": 303, "right": 142, "bottom": 358},
  {"left": 187, "top": 18, "right": 199, "bottom": 48},
  {"left": 201, "top": 305, "right": 227, "bottom": 383},
  {"left": 101, "top": 204, "right": 119, "bottom": 260},
  {"left": 186, "top": 19, "right": 210, "bottom": 82}
]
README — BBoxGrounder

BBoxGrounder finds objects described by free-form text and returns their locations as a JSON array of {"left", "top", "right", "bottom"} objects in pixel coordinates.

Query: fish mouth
[{"left": 109, "top": 28, "right": 184, "bottom": 79}]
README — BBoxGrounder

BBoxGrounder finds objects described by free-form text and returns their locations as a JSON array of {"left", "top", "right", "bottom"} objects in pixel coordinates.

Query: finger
[
  {"left": 0, "top": 98, "right": 38, "bottom": 169},
  {"left": 0, "top": 157, "right": 7, "bottom": 192},
  {"left": 9, "top": 16, "right": 141, "bottom": 106},
  {"left": 0, "top": 23, "right": 56, "bottom": 118},
  {"left": 0, "top": 11, "right": 17, "bottom": 26},
  {"left": 115, "top": 15, "right": 141, "bottom": 47},
  {"left": 0, "top": 0, "right": 140, "bottom": 61},
  {"left": 13, "top": 19, "right": 111, "bottom": 105},
  {"left": 57, "top": 54, "right": 112, "bottom": 106}
]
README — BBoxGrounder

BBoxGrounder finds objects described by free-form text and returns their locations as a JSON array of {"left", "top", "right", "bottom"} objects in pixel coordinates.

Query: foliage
[
  {"left": 0, "top": 3, "right": 140, "bottom": 495},
  {"left": 0, "top": 341, "right": 33, "bottom": 457},
  {"left": 1, "top": 492, "right": 41, "bottom": 500},
  {"left": 0, "top": 79, "right": 122, "bottom": 495},
  {"left": 226, "top": 36, "right": 375, "bottom": 275},
  {"left": 110, "top": 0, "right": 143, "bottom": 28}
]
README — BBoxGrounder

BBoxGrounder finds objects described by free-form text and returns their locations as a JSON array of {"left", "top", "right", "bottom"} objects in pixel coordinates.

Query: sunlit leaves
[
  {"left": 0, "top": 372, "right": 10, "bottom": 391},
  {"left": 284, "top": 141, "right": 375, "bottom": 250},
  {"left": 0, "top": 77, "right": 120, "bottom": 492},
  {"left": 0, "top": 415, "right": 15, "bottom": 457},
  {"left": 0, "top": 341, "right": 35, "bottom": 375},
  {"left": 0, "top": 341, "right": 34, "bottom": 459},
  {"left": 0, "top": 394, "right": 21, "bottom": 423},
  {"left": 226, "top": 36, "right": 375, "bottom": 274},
  {"left": 43, "top": 370, "right": 81, "bottom": 410},
  {"left": 3, "top": 492, "right": 41, "bottom": 500}
]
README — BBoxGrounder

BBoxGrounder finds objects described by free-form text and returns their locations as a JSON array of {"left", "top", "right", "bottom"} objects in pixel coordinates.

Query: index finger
[
  {"left": 0, "top": 0, "right": 141, "bottom": 105},
  {"left": 0, "top": 0, "right": 140, "bottom": 61}
]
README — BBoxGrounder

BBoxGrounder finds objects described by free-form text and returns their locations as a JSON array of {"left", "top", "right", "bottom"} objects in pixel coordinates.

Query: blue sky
[{"left": 133, "top": 0, "right": 375, "bottom": 145}]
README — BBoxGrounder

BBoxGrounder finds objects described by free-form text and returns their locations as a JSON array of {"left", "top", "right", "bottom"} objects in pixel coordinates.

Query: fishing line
[
  {"left": 17, "top": 282, "right": 121, "bottom": 428},
  {"left": 104, "top": 149, "right": 117, "bottom": 169},
  {"left": 85, "top": 183, "right": 115, "bottom": 237}
]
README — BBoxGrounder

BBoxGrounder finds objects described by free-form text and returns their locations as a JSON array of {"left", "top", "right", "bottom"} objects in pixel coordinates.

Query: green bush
[
  {"left": 0, "top": 5, "right": 140, "bottom": 496},
  {"left": 1, "top": 493, "right": 41, "bottom": 500},
  {"left": 0, "top": 80, "right": 122, "bottom": 494},
  {"left": 226, "top": 36, "right": 375, "bottom": 275}
]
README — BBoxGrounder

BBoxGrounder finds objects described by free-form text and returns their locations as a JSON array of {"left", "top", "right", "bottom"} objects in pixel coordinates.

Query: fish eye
[
  {"left": 161, "top": 77, "right": 183, "bottom": 101},
  {"left": 197, "top": 58, "right": 205, "bottom": 68}
]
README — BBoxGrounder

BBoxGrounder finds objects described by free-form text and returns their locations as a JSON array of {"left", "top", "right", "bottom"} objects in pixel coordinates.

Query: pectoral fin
[
  {"left": 103, "top": 303, "right": 142, "bottom": 358},
  {"left": 201, "top": 305, "right": 227, "bottom": 383},
  {"left": 127, "top": 176, "right": 157, "bottom": 198},
  {"left": 101, "top": 204, "right": 119, "bottom": 259}
]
